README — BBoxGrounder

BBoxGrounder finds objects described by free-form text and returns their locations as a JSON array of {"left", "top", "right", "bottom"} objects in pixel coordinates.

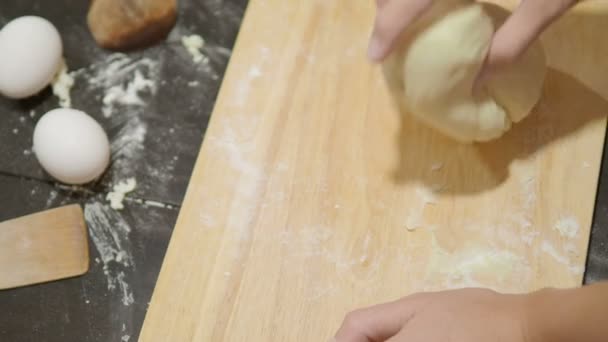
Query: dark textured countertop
[
  {"left": 0, "top": 1, "right": 607, "bottom": 341},
  {"left": 0, "top": 0, "right": 246, "bottom": 341}
]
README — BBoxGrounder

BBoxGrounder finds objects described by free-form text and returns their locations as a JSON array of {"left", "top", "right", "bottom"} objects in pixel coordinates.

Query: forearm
[{"left": 526, "top": 282, "right": 608, "bottom": 342}]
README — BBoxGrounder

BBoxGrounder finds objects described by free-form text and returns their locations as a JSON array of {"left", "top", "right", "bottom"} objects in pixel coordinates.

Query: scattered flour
[
  {"left": 206, "top": 120, "right": 266, "bottom": 246},
  {"left": 121, "top": 335, "right": 130, "bottom": 342},
  {"left": 51, "top": 59, "right": 74, "bottom": 108},
  {"left": 73, "top": 53, "right": 159, "bottom": 118},
  {"left": 84, "top": 202, "right": 135, "bottom": 306},
  {"left": 115, "top": 271, "right": 134, "bottom": 306},
  {"left": 553, "top": 215, "right": 580, "bottom": 239},
  {"left": 106, "top": 178, "right": 137, "bottom": 210},
  {"left": 102, "top": 70, "right": 155, "bottom": 117},
  {"left": 68, "top": 53, "right": 154, "bottom": 184},
  {"left": 521, "top": 175, "right": 537, "bottom": 211},
  {"left": 248, "top": 65, "right": 263, "bottom": 78},
  {"left": 521, "top": 231, "right": 540, "bottom": 246},
  {"left": 233, "top": 46, "right": 271, "bottom": 107},
  {"left": 426, "top": 235, "right": 530, "bottom": 291},
  {"left": 110, "top": 116, "right": 148, "bottom": 179},
  {"left": 541, "top": 241, "right": 569, "bottom": 264},
  {"left": 181, "top": 34, "right": 206, "bottom": 63}
]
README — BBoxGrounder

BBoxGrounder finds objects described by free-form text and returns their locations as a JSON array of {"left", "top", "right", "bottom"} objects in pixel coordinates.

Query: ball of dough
[
  {"left": 383, "top": 0, "right": 547, "bottom": 142},
  {"left": 33, "top": 109, "right": 110, "bottom": 185},
  {"left": 0, "top": 16, "right": 63, "bottom": 99}
]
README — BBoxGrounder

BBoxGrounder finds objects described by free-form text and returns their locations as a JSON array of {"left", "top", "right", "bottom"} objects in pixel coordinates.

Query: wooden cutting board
[{"left": 140, "top": 1, "right": 608, "bottom": 341}]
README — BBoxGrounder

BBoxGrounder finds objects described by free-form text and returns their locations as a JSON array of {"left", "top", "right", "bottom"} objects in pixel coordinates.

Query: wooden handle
[{"left": 0, "top": 204, "right": 89, "bottom": 290}]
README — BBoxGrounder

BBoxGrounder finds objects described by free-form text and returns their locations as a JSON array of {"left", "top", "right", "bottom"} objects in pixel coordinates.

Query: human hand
[
  {"left": 334, "top": 288, "right": 533, "bottom": 342},
  {"left": 368, "top": 0, "right": 578, "bottom": 75}
]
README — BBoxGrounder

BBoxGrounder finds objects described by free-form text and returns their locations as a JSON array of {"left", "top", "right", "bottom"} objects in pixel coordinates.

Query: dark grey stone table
[
  {"left": 0, "top": 1, "right": 607, "bottom": 341},
  {"left": 0, "top": 0, "right": 246, "bottom": 341}
]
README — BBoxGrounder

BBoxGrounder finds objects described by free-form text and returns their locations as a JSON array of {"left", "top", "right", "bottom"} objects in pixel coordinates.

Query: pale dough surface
[{"left": 383, "top": 0, "right": 547, "bottom": 142}]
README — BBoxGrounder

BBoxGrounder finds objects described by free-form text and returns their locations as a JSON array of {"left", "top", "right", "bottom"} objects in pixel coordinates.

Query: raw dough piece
[
  {"left": 88, "top": 0, "right": 177, "bottom": 50},
  {"left": 383, "top": 0, "right": 546, "bottom": 142}
]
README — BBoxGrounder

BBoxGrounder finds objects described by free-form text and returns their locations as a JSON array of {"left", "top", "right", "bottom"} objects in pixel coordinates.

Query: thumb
[{"left": 334, "top": 295, "right": 425, "bottom": 342}]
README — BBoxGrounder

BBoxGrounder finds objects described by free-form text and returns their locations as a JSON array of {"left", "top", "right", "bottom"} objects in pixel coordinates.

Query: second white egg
[{"left": 33, "top": 108, "right": 110, "bottom": 185}]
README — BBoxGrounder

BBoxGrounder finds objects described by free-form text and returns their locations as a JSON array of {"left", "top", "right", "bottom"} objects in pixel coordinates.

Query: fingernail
[{"left": 368, "top": 36, "right": 384, "bottom": 62}]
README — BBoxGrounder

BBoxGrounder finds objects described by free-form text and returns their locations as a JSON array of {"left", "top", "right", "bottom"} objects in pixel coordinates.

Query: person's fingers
[
  {"left": 334, "top": 295, "right": 424, "bottom": 342},
  {"left": 385, "top": 326, "right": 425, "bottom": 342},
  {"left": 368, "top": 0, "right": 433, "bottom": 62},
  {"left": 484, "top": 0, "right": 576, "bottom": 72}
]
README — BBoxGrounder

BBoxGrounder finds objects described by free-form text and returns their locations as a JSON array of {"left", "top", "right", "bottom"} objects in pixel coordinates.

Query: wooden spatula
[{"left": 0, "top": 205, "right": 89, "bottom": 290}]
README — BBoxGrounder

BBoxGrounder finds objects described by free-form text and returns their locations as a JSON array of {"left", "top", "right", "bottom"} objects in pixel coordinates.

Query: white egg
[
  {"left": 0, "top": 16, "right": 63, "bottom": 99},
  {"left": 33, "top": 108, "right": 110, "bottom": 185}
]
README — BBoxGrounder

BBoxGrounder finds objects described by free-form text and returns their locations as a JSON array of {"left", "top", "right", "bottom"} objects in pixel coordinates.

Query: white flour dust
[
  {"left": 425, "top": 235, "right": 531, "bottom": 292},
  {"left": 110, "top": 116, "right": 147, "bottom": 173},
  {"left": 232, "top": 46, "right": 270, "bottom": 107},
  {"left": 541, "top": 240, "right": 583, "bottom": 275},
  {"left": 73, "top": 53, "right": 159, "bottom": 117},
  {"left": 553, "top": 215, "right": 580, "bottom": 239},
  {"left": 84, "top": 202, "right": 135, "bottom": 306},
  {"left": 69, "top": 53, "right": 156, "bottom": 182},
  {"left": 202, "top": 116, "right": 269, "bottom": 254},
  {"left": 102, "top": 70, "right": 156, "bottom": 117}
]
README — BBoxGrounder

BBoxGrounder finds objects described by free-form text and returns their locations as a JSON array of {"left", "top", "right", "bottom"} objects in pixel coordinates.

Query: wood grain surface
[
  {"left": 140, "top": 1, "right": 608, "bottom": 340},
  {"left": 0, "top": 205, "right": 89, "bottom": 289}
]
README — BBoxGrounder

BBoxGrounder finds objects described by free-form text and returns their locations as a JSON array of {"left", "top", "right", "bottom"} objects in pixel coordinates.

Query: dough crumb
[
  {"left": 51, "top": 60, "right": 74, "bottom": 108},
  {"left": 106, "top": 178, "right": 137, "bottom": 210},
  {"left": 181, "top": 34, "right": 207, "bottom": 64}
]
